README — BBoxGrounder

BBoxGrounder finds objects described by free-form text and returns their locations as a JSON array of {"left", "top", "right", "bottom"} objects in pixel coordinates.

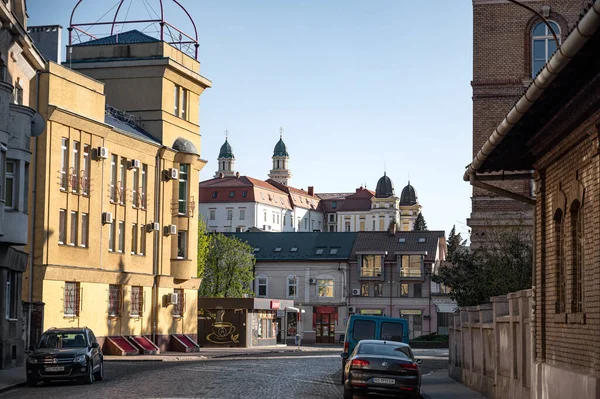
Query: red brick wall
[{"left": 470, "top": 0, "right": 583, "bottom": 242}]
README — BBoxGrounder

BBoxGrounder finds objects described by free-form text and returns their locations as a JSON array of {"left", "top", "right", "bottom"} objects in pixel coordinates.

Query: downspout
[
  {"left": 152, "top": 146, "right": 167, "bottom": 343},
  {"left": 464, "top": 2, "right": 600, "bottom": 197}
]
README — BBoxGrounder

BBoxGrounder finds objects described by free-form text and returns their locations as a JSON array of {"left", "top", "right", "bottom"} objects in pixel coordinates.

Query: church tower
[
  {"left": 215, "top": 134, "right": 236, "bottom": 178},
  {"left": 268, "top": 128, "right": 292, "bottom": 185}
]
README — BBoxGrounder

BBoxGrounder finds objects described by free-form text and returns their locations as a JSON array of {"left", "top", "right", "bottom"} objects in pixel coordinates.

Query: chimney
[
  {"left": 28, "top": 25, "right": 63, "bottom": 64},
  {"left": 219, "top": 173, "right": 224, "bottom": 178},
  {"left": 308, "top": 186, "right": 314, "bottom": 196}
]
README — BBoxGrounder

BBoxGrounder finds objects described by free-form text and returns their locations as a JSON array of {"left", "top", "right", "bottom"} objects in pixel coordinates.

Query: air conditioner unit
[
  {"left": 167, "top": 168, "right": 179, "bottom": 180},
  {"left": 149, "top": 222, "right": 160, "bottom": 231},
  {"left": 348, "top": 306, "right": 356, "bottom": 313},
  {"left": 166, "top": 224, "right": 177, "bottom": 235},
  {"left": 308, "top": 278, "right": 316, "bottom": 285},
  {"left": 129, "top": 159, "right": 141, "bottom": 169},
  {"left": 169, "top": 293, "right": 179, "bottom": 305},
  {"left": 352, "top": 288, "right": 361, "bottom": 296},
  {"left": 96, "top": 147, "right": 109, "bottom": 160},
  {"left": 102, "top": 212, "right": 113, "bottom": 224}
]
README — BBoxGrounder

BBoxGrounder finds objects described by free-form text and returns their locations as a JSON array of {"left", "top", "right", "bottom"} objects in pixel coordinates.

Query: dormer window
[
  {"left": 253, "top": 247, "right": 261, "bottom": 252},
  {"left": 274, "top": 247, "right": 282, "bottom": 252},
  {"left": 330, "top": 248, "right": 339, "bottom": 255},
  {"left": 398, "top": 238, "right": 406, "bottom": 243},
  {"left": 212, "top": 191, "right": 218, "bottom": 198},
  {"left": 315, "top": 248, "right": 324, "bottom": 255},
  {"left": 418, "top": 238, "right": 426, "bottom": 243},
  {"left": 290, "top": 247, "right": 298, "bottom": 252},
  {"left": 229, "top": 191, "right": 235, "bottom": 198}
]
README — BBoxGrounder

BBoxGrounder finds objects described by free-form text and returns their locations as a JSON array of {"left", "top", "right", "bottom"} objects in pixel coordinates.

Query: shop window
[{"left": 286, "top": 313, "right": 297, "bottom": 336}]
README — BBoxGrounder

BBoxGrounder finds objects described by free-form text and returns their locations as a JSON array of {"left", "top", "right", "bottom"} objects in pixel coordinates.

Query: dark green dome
[
  {"left": 218, "top": 139, "right": 235, "bottom": 159},
  {"left": 400, "top": 181, "right": 418, "bottom": 205},
  {"left": 375, "top": 172, "right": 395, "bottom": 198},
  {"left": 273, "top": 138, "right": 289, "bottom": 157}
]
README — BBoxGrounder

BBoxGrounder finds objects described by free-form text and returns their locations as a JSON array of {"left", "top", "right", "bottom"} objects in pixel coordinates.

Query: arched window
[
  {"left": 570, "top": 201, "right": 583, "bottom": 313},
  {"left": 554, "top": 209, "right": 565, "bottom": 313},
  {"left": 256, "top": 274, "right": 268, "bottom": 297},
  {"left": 287, "top": 275, "right": 297, "bottom": 298},
  {"left": 532, "top": 21, "right": 561, "bottom": 77}
]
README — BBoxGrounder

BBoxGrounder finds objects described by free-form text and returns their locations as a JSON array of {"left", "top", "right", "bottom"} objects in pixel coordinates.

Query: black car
[
  {"left": 341, "top": 340, "right": 422, "bottom": 399},
  {"left": 25, "top": 327, "right": 104, "bottom": 387}
]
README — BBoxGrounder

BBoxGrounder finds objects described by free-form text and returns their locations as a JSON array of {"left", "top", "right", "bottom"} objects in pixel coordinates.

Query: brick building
[
  {"left": 469, "top": 0, "right": 584, "bottom": 244},
  {"left": 465, "top": 1, "right": 600, "bottom": 397}
]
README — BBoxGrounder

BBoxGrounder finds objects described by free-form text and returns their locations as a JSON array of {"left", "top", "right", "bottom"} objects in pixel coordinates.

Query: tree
[
  {"left": 432, "top": 228, "right": 532, "bottom": 307},
  {"left": 413, "top": 212, "right": 428, "bottom": 231},
  {"left": 447, "top": 225, "right": 465, "bottom": 259},
  {"left": 197, "top": 218, "right": 211, "bottom": 278},
  {"left": 198, "top": 231, "right": 255, "bottom": 298}
]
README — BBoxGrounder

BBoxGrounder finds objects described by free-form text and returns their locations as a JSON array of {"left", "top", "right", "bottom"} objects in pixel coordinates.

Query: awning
[
  {"left": 435, "top": 304, "right": 457, "bottom": 313},
  {"left": 285, "top": 307, "right": 306, "bottom": 313}
]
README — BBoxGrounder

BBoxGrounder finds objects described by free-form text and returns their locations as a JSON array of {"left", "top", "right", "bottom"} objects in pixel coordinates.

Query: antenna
[
  {"left": 225, "top": 129, "right": 229, "bottom": 140},
  {"left": 279, "top": 127, "right": 284, "bottom": 139}
]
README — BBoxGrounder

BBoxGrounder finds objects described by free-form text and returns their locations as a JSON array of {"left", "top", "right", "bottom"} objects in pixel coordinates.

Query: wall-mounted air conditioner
[
  {"left": 351, "top": 288, "right": 360, "bottom": 296},
  {"left": 96, "top": 147, "right": 109, "bottom": 160},
  {"left": 167, "top": 168, "right": 179, "bottom": 180},
  {"left": 309, "top": 278, "right": 316, "bottom": 285},
  {"left": 166, "top": 225, "right": 177, "bottom": 235},
  {"left": 129, "top": 159, "right": 141, "bottom": 169},
  {"left": 149, "top": 222, "right": 160, "bottom": 231},
  {"left": 169, "top": 293, "right": 179, "bottom": 305},
  {"left": 348, "top": 306, "right": 356, "bottom": 313},
  {"left": 102, "top": 212, "right": 113, "bottom": 224}
]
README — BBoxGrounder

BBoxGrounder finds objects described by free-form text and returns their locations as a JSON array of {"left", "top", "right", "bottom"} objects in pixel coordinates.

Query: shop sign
[
  {"left": 360, "top": 309, "right": 382, "bottom": 315},
  {"left": 315, "top": 306, "right": 336, "bottom": 314},
  {"left": 400, "top": 310, "right": 422, "bottom": 315},
  {"left": 270, "top": 301, "right": 280, "bottom": 310}
]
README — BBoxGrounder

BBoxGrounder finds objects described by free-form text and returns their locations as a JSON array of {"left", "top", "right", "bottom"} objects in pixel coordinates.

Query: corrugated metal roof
[{"left": 72, "top": 30, "right": 160, "bottom": 47}]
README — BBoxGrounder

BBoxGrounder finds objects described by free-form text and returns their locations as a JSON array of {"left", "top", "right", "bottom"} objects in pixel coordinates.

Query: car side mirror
[
  {"left": 340, "top": 353, "right": 349, "bottom": 360},
  {"left": 91, "top": 342, "right": 100, "bottom": 349},
  {"left": 416, "top": 359, "right": 423, "bottom": 365}
]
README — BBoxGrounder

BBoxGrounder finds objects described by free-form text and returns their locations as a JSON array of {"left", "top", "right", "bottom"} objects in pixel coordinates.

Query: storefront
[
  {"left": 400, "top": 309, "right": 423, "bottom": 339},
  {"left": 198, "top": 298, "right": 294, "bottom": 348},
  {"left": 313, "top": 306, "right": 338, "bottom": 344}
]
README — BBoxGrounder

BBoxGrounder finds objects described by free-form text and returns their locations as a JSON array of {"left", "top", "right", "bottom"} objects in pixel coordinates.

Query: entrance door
[{"left": 316, "top": 313, "right": 335, "bottom": 343}]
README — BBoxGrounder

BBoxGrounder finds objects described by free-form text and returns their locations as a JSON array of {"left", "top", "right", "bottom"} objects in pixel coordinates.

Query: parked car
[
  {"left": 25, "top": 327, "right": 104, "bottom": 386},
  {"left": 341, "top": 340, "right": 422, "bottom": 399},
  {"left": 341, "top": 314, "right": 409, "bottom": 384}
]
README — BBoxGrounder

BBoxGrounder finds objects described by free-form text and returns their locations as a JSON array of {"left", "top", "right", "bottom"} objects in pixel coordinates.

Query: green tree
[
  {"left": 432, "top": 228, "right": 532, "bottom": 307},
  {"left": 447, "top": 225, "right": 465, "bottom": 259},
  {"left": 198, "top": 232, "right": 255, "bottom": 298},
  {"left": 413, "top": 212, "right": 428, "bottom": 231},
  {"left": 197, "top": 218, "right": 211, "bottom": 278}
]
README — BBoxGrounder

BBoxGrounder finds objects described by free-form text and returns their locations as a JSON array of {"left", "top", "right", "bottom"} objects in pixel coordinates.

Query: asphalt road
[{"left": 1, "top": 349, "right": 448, "bottom": 398}]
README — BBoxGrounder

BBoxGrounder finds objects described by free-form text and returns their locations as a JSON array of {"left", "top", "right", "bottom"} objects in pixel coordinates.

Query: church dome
[
  {"left": 375, "top": 172, "right": 395, "bottom": 198},
  {"left": 273, "top": 138, "right": 289, "bottom": 157},
  {"left": 400, "top": 181, "right": 418, "bottom": 205},
  {"left": 218, "top": 138, "right": 235, "bottom": 159}
]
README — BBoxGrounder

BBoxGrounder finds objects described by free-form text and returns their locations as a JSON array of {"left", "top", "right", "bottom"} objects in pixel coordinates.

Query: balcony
[
  {"left": 399, "top": 269, "right": 424, "bottom": 280},
  {"left": 170, "top": 259, "right": 196, "bottom": 280}
]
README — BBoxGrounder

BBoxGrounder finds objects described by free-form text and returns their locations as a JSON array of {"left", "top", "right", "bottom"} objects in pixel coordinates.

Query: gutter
[
  {"left": 152, "top": 146, "right": 168, "bottom": 343},
  {"left": 464, "top": 1, "right": 600, "bottom": 201}
]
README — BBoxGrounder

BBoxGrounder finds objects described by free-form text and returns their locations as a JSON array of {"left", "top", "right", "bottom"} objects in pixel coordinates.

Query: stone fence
[{"left": 449, "top": 289, "right": 532, "bottom": 399}]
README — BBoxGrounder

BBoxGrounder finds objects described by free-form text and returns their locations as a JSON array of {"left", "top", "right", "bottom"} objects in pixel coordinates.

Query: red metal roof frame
[{"left": 68, "top": 0, "right": 199, "bottom": 59}]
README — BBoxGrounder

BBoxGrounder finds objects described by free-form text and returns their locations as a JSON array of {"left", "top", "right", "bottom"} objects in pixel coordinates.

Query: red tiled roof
[{"left": 199, "top": 176, "right": 292, "bottom": 209}]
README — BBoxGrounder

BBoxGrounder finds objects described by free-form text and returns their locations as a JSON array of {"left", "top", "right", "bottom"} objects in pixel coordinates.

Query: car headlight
[
  {"left": 73, "top": 355, "right": 87, "bottom": 364},
  {"left": 27, "top": 357, "right": 38, "bottom": 364}
]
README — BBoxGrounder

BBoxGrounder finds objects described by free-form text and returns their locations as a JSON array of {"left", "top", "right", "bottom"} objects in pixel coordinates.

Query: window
[
  {"left": 0, "top": 59, "right": 6, "bottom": 82},
  {"left": 58, "top": 209, "right": 66, "bottom": 244},
  {"left": 400, "top": 255, "right": 423, "bottom": 278},
  {"left": 330, "top": 248, "right": 339, "bottom": 255},
  {"left": 181, "top": 88, "right": 188, "bottom": 120},
  {"left": 375, "top": 283, "right": 383, "bottom": 297},
  {"left": 257, "top": 275, "right": 267, "bottom": 297},
  {"left": 80, "top": 213, "right": 88, "bottom": 248},
  {"left": 287, "top": 276, "right": 297, "bottom": 298},
  {"left": 418, "top": 238, "right": 426, "bottom": 243},
  {"left": 413, "top": 283, "right": 422, "bottom": 298},
  {"left": 118, "top": 221, "right": 125, "bottom": 253},
  {"left": 177, "top": 231, "right": 187, "bottom": 259},
  {"left": 380, "top": 322, "right": 404, "bottom": 342},
  {"left": 64, "top": 282, "right": 80, "bottom": 317},
  {"left": 141, "top": 164, "right": 147, "bottom": 208},
  {"left": 261, "top": 192, "right": 265, "bottom": 200},
  {"left": 119, "top": 158, "right": 126, "bottom": 204},
  {"left": 274, "top": 247, "right": 282, "bottom": 252},
  {"left": 209, "top": 209, "right": 216, "bottom": 220},
  {"left": 239, "top": 208, "right": 245, "bottom": 220},
  {"left": 344, "top": 220, "right": 351, "bottom": 232},
  {"left": 60, "top": 138, "right": 69, "bottom": 190},
  {"left": 71, "top": 141, "right": 79, "bottom": 193},
  {"left": 532, "top": 21, "right": 561, "bottom": 77},
  {"left": 229, "top": 191, "right": 235, "bottom": 198},
  {"left": 110, "top": 154, "right": 118, "bottom": 202},
  {"left": 174, "top": 84, "right": 180, "bottom": 116},
  {"left": 178, "top": 164, "right": 189, "bottom": 214},
  {"left": 23, "top": 161, "right": 29, "bottom": 211},
  {"left": 140, "top": 225, "right": 146, "bottom": 256},
  {"left": 360, "top": 255, "right": 383, "bottom": 277},
  {"left": 331, "top": 201, "right": 337, "bottom": 209},
  {"left": 82, "top": 145, "right": 90, "bottom": 195},
  {"left": 108, "top": 284, "right": 122, "bottom": 317},
  {"left": 315, "top": 248, "right": 324, "bottom": 255},
  {"left": 329, "top": 214, "right": 335, "bottom": 223},
  {"left": 317, "top": 279, "right": 334, "bottom": 297},
  {"left": 14, "top": 82, "right": 23, "bottom": 105},
  {"left": 304, "top": 219, "right": 308, "bottom": 230},
  {"left": 172, "top": 289, "right": 185, "bottom": 316},
  {"left": 264, "top": 211, "right": 267, "bottom": 222},
  {"left": 5, "top": 160, "right": 14, "bottom": 208},
  {"left": 242, "top": 191, "right": 248, "bottom": 198},
  {"left": 571, "top": 201, "right": 583, "bottom": 313},
  {"left": 352, "top": 320, "right": 375, "bottom": 341},
  {"left": 400, "top": 284, "right": 409, "bottom": 297},
  {"left": 0, "top": 147, "right": 5, "bottom": 203},
  {"left": 131, "top": 223, "right": 138, "bottom": 254},
  {"left": 131, "top": 286, "right": 144, "bottom": 317},
  {"left": 290, "top": 247, "right": 298, "bottom": 252},
  {"left": 276, "top": 214, "right": 280, "bottom": 224},
  {"left": 273, "top": 213, "right": 276, "bottom": 223},
  {"left": 5, "top": 271, "right": 18, "bottom": 319},
  {"left": 554, "top": 210, "right": 566, "bottom": 313},
  {"left": 361, "top": 283, "right": 369, "bottom": 297},
  {"left": 132, "top": 167, "right": 139, "bottom": 207},
  {"left": 69, "top": 211, "right": 78, "bottom": 246},
  {"left": 227, "top": 209, "right": 233, "bottom": 220},
  {"left": 108, "top": 222, "right": 115, "bottom": 252},
  {"left": 212, "top": 191, "right": 218, "bottom": 198}
]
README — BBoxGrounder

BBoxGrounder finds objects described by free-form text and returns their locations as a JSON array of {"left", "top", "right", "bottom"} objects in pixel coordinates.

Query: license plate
[
  {"left": 45, "top": 366, "right": 64, "bottom": 372},
  {"left": 373, "top": 377, "right": 395, "bottom": 384}
]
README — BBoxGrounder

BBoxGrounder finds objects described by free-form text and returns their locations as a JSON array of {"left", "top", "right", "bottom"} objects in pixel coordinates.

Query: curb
[
  {"left": 0, "top": 382, "right": 26, "bottom": 394},
  {"left": 103, "top": 348, "right": 339, "bottom": 362}
]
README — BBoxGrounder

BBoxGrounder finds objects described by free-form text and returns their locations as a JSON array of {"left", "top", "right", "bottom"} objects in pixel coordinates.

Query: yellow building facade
[{"left": 24, "top": 31, "right": 211, "bottom": 351}]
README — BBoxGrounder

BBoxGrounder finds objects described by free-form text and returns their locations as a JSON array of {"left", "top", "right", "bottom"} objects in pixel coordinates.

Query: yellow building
[{"left": 24, "top": 30, "right": 211, "bottom": 351}]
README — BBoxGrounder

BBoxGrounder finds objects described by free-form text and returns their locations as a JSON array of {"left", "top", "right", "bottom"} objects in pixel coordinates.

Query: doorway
[{"left": 315, "top": 313, "right": 335, "bottom": 343}]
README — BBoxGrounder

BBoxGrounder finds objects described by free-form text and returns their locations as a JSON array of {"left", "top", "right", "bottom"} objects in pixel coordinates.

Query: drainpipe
[
  {"left": 152, "top": 146, "right": 167, "bottom": 343},
  {"left": 463, "top": 1, "right": 600, "bottom": 195}
]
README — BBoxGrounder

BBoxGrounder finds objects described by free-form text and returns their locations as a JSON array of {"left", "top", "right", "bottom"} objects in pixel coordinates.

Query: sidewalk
[
  {"left": 420, "top": 370, "right": 489, "bottom": 399},
  {"left": 0, "top": 366, "right": 25, "bottom": 394}
]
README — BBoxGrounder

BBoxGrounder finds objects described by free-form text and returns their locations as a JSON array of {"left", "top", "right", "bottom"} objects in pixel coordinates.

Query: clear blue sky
[{"left": 28, "top": 0, "right": 474, "bottom": 238}]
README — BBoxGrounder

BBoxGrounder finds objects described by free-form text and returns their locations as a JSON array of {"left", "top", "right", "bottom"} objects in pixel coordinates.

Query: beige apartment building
[{"left": 24, "top": 30, "right": 211, "bottom": 350}]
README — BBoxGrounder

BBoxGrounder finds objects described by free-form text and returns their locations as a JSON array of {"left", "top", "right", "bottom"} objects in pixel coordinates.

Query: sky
[{"left": 27, "top": 0, "right": 474, "bottom": 239}]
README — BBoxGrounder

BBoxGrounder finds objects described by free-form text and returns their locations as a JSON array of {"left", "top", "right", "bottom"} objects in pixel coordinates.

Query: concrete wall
[{"left": 449, "top": 289, "right": 532, "bottom": 399}]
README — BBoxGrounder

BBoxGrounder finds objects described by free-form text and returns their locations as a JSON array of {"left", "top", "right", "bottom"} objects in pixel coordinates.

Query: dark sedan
[
  {"left": 341, "top": 340, "right": 422, "bottom": 399},
  {"left": 25, "top": 327, "right": 104, "bottom": 386}
]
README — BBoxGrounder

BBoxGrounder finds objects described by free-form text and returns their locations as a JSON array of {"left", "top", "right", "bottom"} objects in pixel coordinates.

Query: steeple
[
  {"left": 214, "top": 130, "right": 236, "bottom": 178},
  {"left": 268, "top": 127, "right": 292, "bottom": 185}
]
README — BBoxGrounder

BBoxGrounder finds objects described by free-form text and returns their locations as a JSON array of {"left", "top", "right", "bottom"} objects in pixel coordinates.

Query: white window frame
[
  {"left": 131, "top": 223, "right": 138, "bottom": 254},
  {"left": 141, "top": 164, "right": 148, "bottom": 209},
  {"left": 110, "top": 154, "right": 118, "bottom": 202},
  {"left": 60, "top": 138, "right": 69, "bottom": 190},
  {"left": 118, "top": 221, "right": 125, "bottom": 253},
  {"left": 227, "top": 208, "right": 233, "bottom": 220},
  {"left": 69, "top": 211, "right": 78, "bottom": 246},
  {"left": 82, "top": 145, "right": 90, "bottom": 195},
  {"left": 209, "top": 209, "right": 216, "bottom": 220},
  {"left": 532, "top": 21, "right": 561, "bottom": 78},
  {"left": 177, "top": 231, "right": 187, "bottom": 259},
  {"left": 108, "top": 222, "right": 115, "bottom": 252},
  {"left": 4, "top": 159, "right": 15, "bottom": 209},
  {"left": 178, "top": 164, "right": 189, "bottom": 215},
  {"left": 181, "top": 88, "right": 188, "bottom": 120},
  {"left": 256, "top": 274, "right": 268, "bottom": 297},
  {"left": 71, "top": 141, "right": 79, "bottom": 193},
  {"left": 139, "top": 225, "right": 146, "bottom": 256},
  {"left": 119, "top": 158, "right": 127, "bottom": 205},
  {"left": 317, "top": 277, "right": 334, "bottom": 298},
  {"left": 174, "top": 84, "right": 180, "bottom": 116},
  {"left": 239, "top": 208, "right": 245, "bottom": 220},
  {"left": 58, "top": 209, "right": 66, "bottom": 244},
  {"left": 81, "top": 213, "right": 88, "bottom": 248},
  {"left": 287, "top": 275, "right": 297, "bottom": 299}
]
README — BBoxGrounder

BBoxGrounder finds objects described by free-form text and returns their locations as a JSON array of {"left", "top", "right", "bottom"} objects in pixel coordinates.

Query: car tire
[
  {"left": 94, "top": 360, "right": 104, "bottom": 381},
  {"left": 343, "top": 387, "right": 353, "bottom": 399},
  {"left": 84, "top": 361, "right": 94, "bottom": 384},
  {"left": 26, "top": 376, "right": 37, "bottom": 387}
]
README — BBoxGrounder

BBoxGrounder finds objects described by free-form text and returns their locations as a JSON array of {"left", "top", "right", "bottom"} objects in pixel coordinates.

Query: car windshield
[
  {"left": 357, "top": 343, "right": 412, "bottom": 359},
  {"left": 38, "top": 332, "right": 88, "bottom": 348}
]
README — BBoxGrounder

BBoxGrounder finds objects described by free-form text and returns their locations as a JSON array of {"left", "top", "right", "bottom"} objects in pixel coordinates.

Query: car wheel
[
  {"left": 84, "top": 361, "right": 94, "bottom": 384},
  {"left": 26, "top": 376, "right": 37, "bottom": 387},
  {"left": 94, "top": 360, "right": 104, "bottom": 381},
  {"left": 343, "top": 387, "right": 353, "bottom": 399}
]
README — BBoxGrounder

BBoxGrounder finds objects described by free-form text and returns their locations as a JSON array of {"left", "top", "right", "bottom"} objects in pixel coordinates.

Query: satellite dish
[{"left": 31, "top": 112, "right": 46, "bottom": 137}]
